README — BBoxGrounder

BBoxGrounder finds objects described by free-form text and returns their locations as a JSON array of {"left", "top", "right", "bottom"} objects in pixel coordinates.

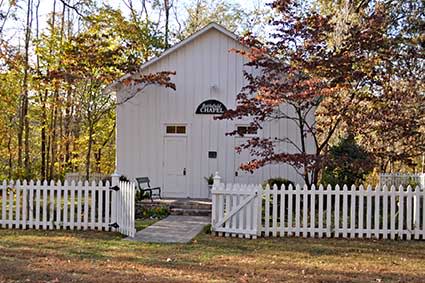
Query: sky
[{"left": 2, "top": 0, "right": 265, "bottom": 44}]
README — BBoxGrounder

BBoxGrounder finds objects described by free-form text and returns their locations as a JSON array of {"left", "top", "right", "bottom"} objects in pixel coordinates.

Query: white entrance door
[
  {"left": 163, "top": 137, "right": 188, "bottom": 198},
  {"left": 234, "top": 139, "right": 258, "bottom": 184}
]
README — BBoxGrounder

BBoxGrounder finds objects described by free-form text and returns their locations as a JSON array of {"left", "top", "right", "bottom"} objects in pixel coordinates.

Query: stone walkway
[{"left": 128, "top": 215, "right": 210, "bottom": 243}]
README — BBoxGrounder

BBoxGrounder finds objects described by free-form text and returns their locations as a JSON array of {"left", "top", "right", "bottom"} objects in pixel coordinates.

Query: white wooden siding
[{"left": 116, "top": 28, "right": 311, "bottom": 198}]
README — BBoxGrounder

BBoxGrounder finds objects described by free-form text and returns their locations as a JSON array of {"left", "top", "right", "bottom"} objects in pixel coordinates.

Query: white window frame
[
  {"left": 164, "top": 123, "right": 188, "bottom": 137},
  {"left": 235, "top": 124, "right": 260, "bottom": 138}
]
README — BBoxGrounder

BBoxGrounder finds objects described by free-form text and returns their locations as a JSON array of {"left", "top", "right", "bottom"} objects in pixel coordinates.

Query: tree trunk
[
  {"left": 41, "top": 91, "right": 48, "bottom": 179},
  {"left": 297, "top": 109, "right": 310, "bottom": 187},
  {"left": 85, "top": 123, "right": 94, "bottom": 181},
  {"left": 49, "top": 91, "right": 59, "bottom": 180},
  {"left": 164, "top": 0, "right": 170, "bottom": 48},
  {"left": 7, "top": 133, "right": 12, "bottom": 180},
  {"left": 64, "top": 87, "right": 73, "bottom": 172},
  {"left": 17, "top": 0, "right": 33, "bottom": 179}
]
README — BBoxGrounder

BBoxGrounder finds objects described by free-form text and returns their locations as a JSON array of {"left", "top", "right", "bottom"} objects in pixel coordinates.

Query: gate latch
[
  {"left": 109, "top": 185, "right": 120, "bottom": 191},
  {"left": 109, "top": 222, "right": 119, "bottom": 229}
]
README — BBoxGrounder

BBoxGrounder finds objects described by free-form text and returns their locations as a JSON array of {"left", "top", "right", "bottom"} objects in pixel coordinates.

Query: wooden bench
[{"left": 135, "top": 177, "right": 161, "bottom": 201}]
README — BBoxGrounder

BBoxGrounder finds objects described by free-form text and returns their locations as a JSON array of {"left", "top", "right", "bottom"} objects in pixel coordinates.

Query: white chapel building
[{"left": 113, "top": 23, "right": 312, "bottom": 199}]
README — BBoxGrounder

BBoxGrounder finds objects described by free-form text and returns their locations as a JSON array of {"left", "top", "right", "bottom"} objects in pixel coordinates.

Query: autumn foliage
[{"left": 219, "top": 0, "right": 424, "bottom": 185}]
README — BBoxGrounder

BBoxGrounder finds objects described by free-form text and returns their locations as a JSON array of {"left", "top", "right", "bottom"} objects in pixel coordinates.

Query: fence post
[
  {"left": 211, "top": 172, "right": 221, "bottom": 230},
  {"left": 213, "top": 172, "right": 221, "bottom": 189},
  {"left": 111, "top": 172, "right": 121, "bottom": 232},
  {"left": 256, "top": 185, "right": 262, "bottom": 238}
]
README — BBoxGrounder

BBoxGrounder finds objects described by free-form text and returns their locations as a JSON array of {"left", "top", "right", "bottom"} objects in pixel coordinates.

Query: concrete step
[
  {"left": 169, "top": 202, "right": 212, "bottom": 210},
  {"left": 170, "top": 207, "right": 211, "bottom": 217}
]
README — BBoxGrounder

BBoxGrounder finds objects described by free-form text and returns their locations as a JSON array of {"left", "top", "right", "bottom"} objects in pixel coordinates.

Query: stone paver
[{"left": 128, "top": 215, "right": 210, "bottom": 243}]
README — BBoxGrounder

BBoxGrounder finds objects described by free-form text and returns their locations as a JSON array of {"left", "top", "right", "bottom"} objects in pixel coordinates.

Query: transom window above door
[{"left": 166, "top": 125, "right": 187, "bottom": 135}]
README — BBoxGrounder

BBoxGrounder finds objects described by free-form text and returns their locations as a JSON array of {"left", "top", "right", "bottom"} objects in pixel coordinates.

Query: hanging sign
[{"left": 195, "top": 99, "right": 227, "bottom": 115}]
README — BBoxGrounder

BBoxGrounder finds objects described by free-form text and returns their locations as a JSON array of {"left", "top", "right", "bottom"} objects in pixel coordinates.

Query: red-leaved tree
[{"left": 219, "top": 0, "right": 424, "bottom": 186}]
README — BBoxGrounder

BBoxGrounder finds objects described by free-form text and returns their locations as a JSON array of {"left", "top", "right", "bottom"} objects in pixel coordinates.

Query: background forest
[
  {"left": 0, "top": 0, "right": 269, "bottom": 181},
  {"left": 0, "top": 0, "right": 424, "bottom": 183}
]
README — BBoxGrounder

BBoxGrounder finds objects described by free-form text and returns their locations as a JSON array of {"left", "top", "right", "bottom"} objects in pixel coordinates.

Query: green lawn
[
  {"left": 1, "top": 221, "right": 425, "bottom": 282},
  {"left": 135, "top": 218, "right": 159, "bottom": 231}
]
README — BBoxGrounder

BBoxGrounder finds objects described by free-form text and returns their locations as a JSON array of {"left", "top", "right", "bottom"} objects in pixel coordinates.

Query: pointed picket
[
  {"left": 56, "top": 181, "right": 62, "bottom": 229},
  {"left": 22, "top": 180, "right": 28, "bottom": 229},
  {"left": 231, "top": 184, "right": 239, "bottom": 237},
  {"left": 76, "top": 181, "right": 83, "bottom": 230},
  {"left": 91, "top": 181, "right": 97, "bottom": 230},
  {"left": 398, "top": 185, "right": 405, "bottom": 239},
  {"left": 42, "top": 180, "right": 48, "bottom": 230},
  {"left": 342, "top": 184, "right": 348, "bottom": 238},
  {"left": 1, "top": 180, "right": 6, "bottom": 228},
  {"left": 334, "top": 184, "right": 341, "bottom": 238},
  {"left": 224, "top": 183, "right": 232, "bottom": 237},
  {"left": 83, "top": 181, "right": 90, "bottom": 230},
  {"left": 358, "top": 185, "right": 365, "bottom": 238},
  {"left": 15, "top": 180, "right": 21, "bottom": 229},
  {"left": 374, "top": 185, "right": 381, "bottom": 239},
  {"left": 69, "top": 180, "right": 76, "bottom": 230},
  {"left": 350, "top": 185, "right": 356, "bottom": 239},
  {"left": 414, "top": 186, "right": 421, "bottom": 240},
  {"left": 318, "top": 184, "right": 324, "bottom": 238},
  {"left": 288, "top": 184, "right": 294, "bottom": 236},
  {"left": 295, "top": 184, "right": 301, "bottom": 237},
  {"left": 302, "top": 185, "right": 308, "bottom": 238},
  {"left": 382, "top": 185, "right": 388, "bottom": 239},
  {"left": 310, "top": 184, "right": 316, "bottom": 238},
  {"left": 28, "top": 180, "right": 34, "bottom": 229},
  {"left": 63, "top": 180, "right": 69, "bottom": 230},
  {"left": 279, "top": 184, "right": 286, "bottom": 237},
  {"left": 8, "top": 180, "right": 14, "bottom": 229},
  {"left": 97, "top": 184, "right": 104, "bottom": 231},
  {"left": 406, "top": 186, "right": 413, "bottom": 240},
  {"left": 366, "top": 185, "right": 372, "bottom": 238},
  {"left": 49, "top": 180, "right": 55, "bottom": 230},
  {"left": 421, "top": 187, "right": 425, "bottom": 240},
  {"left": 270, "top": 184, "right": 277, "bottom": 237},
  {"left": 326, "top": 184, "right": 332, "bottom": 238},
  {"left": 105, "top": 181, "right": 111, "bottom": 232}
]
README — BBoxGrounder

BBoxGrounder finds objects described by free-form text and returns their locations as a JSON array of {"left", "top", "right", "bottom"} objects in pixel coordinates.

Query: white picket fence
[
  {"left": 211, "top": 176, "right": 425, "bottom": 240},
  {"left": 0, "top": 175, "right": 136, "bottom": 237},
  {"left": 380, "top": 173, "right": 425, "bottom": 188}
]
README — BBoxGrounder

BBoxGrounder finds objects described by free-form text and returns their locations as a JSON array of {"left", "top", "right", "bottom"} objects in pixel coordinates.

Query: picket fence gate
[
  {"left": 211, "top": 175, "right": 425, "bottom": 240},
  {"left": 0, "top": 174, "right": 136, "bottom": 237}
]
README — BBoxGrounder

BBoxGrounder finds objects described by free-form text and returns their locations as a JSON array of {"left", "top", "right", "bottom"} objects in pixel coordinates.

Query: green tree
[{"left": 321, "top": 135, "right": 373, "bottom": 186}]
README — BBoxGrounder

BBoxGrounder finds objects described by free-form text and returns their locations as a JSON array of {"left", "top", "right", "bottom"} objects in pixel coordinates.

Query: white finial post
[
  {"left": 111, "top": 172, "right": 121, "bottom": 187},
  {"left": 213, "top": 172, "right": 221, "bottom": 189}
]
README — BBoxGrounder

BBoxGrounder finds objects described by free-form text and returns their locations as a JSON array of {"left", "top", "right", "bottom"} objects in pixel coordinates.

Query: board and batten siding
[{"left": 116, "top": 27, "right": 310, "bottom": 198}]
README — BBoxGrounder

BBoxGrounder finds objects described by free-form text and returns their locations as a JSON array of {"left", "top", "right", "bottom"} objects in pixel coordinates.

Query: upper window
[
  {"left": 166, "top": 125, "right": 186, "bottom": 135},
  {"left": 236, "top": 126, "right": 258, "bottom": 136}
]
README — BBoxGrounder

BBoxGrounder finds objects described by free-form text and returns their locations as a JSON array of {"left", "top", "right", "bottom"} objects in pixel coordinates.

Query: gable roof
[{"left": 109, "top": 23, "right": 240, "bottom": 91}]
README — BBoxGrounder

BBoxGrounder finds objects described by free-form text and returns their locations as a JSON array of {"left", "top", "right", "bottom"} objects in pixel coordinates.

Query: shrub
[
  {"left": 262, "top": 178, "right": 294, "bottom": 189},
  {"left": 135, "top": 189, "right": 152, "bottom": 201},
  {"left": 140, "top": 206, "right": 169, "bottom": 219},
  {"left": 321, "top": 135, "right": 373, "bottom": 187}
]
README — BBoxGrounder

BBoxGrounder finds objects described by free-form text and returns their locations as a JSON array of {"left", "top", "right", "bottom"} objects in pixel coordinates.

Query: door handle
[
  {"left": 235, "top": 171, "right": 238, "bottom": 177},
  {"left": 183, "top": 168, "right": 186, "bottom": 176}
]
